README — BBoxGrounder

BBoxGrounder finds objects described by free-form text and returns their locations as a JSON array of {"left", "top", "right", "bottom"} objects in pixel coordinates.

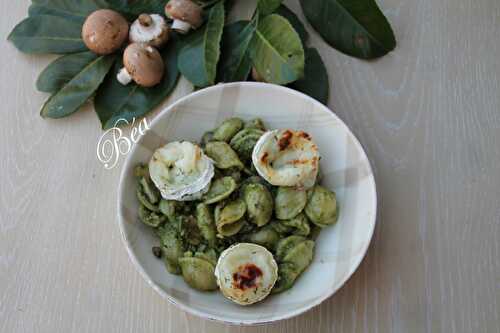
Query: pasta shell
[{"left": 304, "top": 185, "right": 338, "bottom": 227}]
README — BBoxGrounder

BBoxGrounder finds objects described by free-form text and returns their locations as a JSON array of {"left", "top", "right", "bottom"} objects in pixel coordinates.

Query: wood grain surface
[{"left": 1, "top": 1, "right": 499, "bottom": 332}]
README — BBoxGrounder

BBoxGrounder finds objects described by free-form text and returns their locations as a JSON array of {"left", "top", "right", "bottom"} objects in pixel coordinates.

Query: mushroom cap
[
  {"left": 123, "top": 43, "right": 165, "bottom": 87},
  {"left": 82, "top": 9, "right": 129, "bottom": 55},
  {"left": 129, "top": 14, "right": 169, "bottom": 48},
  {"left": 165, "top": 0, "right": 203, "bottom": 28}
]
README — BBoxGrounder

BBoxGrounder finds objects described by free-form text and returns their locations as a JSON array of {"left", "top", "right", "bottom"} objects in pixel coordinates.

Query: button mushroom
[
  {"left": 117, "top": 43, "right": 165, "bottom": 87},
  {"left": 129, "top": 14, "right": 169, "bottom": 48},
  {"left": 165, "top": 0, "right": 203, "bottom": 34},
  {"left": 82, "top": 9, "right": 129, "bottom": 55}
]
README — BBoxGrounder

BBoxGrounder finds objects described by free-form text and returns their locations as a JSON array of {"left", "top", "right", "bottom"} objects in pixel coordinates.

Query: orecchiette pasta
[
  {"left": 195, "top": 203, "right": 217, "bottom": 247},
  {"left": 229, "top": 128, "right": 265, "bottom": 161},
  {"left": 158, "top": 199, "right": 177, "bottom": 223},
  {"left": 138, "top": 205, "right": 165, "bottom": 227},
  {"left": 135, "top": 171, "right": 160, "bottom": 211},
  {"left": 223, "top": 168, "right": 243, "bottom": 182},
  {"left": 278, "top": 212, "right": 311, "bottom": 237},
  {"left": 139, "top": 176, "right": 159, "bottom": 204},
  {"left": 269, "top": 219, "right": 293, "bottom": 235},
  {"left": 205, "top": 141, "right": 244, "bottom": 170},
  {"left": 243, "top": 226, "right": 280, "bottom": 250},
  {"left": 273, "top": 237, "right": 315, "bottom": 293},
  {"left": 272, "top": 263, "right": 299, "bottom": 294},
  {"left": 219, "top": 220, "right": 246, "bottom": 238},
  {"left": 215, "top": 199, "right": 247, "bottom": 237},
  {"left": 282, "top": 239, "right": 315, "bottom": 273},
  {"left": 137, "top": 186, "right": 158, "bottom": 212},
  {"left": 156, "top": 225, "right": 184, "bottom": 274},
  {"left": 203, "top": 176, "right": 237, "bottom": 204},
  {"left": 194, "top": 249, "right": 217, "bottom": 266},
  {"left": 212, "top": 117, "right": 244, "bottom": 142},
  {"left": 275, "top": 186, "right": 308, "bottom": 220},
  {"left": 135, "top": 117, "right": 340, "bottom": 300},
  {"left": 178, "top": 255, "right": 218, "bottom": 291},
  {"left": 242, "top": 183, "right": 273, "bottom": 227},
  {"left": 240, "top": 175, "right": 273, "bottom": 192},
  {"left": 275, "top": 235, "right": 307, "bottom": 262},
  {"left": 200, "top": 131, "right": 214, "bottom": 148},
  {"left": 304, "top": 185, "right": 338, "bottom": 227},
  {"left": 244, "top": 118, "right": 266, "bottom": 131},
  {"left": 158, "top": 199, "right": 178, "bottom": 223},
  {"left": 179, "top": 215, "right": 203, "bottom": 246}
]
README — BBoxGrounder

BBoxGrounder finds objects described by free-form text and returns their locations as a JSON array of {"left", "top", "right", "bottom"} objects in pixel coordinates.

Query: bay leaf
[
  {"left": 40, "top": 54, "right": 116, "bottom": 119},
  {"left": 30, "top": 0, "right": 105, "bottom": 17},
  {"left": 224, "top": 0, "right": 237, "bottom": 13},
  {"left": 299, "top": 0, "right": 396, "bottom": 59},
  {"left": 29, "top": 0, "right": 165, "bottom": 22},
  {"left": 37, "top": 51, "right": 98, "bottom": 93},
  {"left": 217, "top": 19, "right": 257, "bottom": 82},
  {"left": 290, "top": 48, "right": 329, "bottom": 105},
  {"left": 275, "top": 5, "right": 308, "bottom": 44},
  {"left": 197, "top": 0, "right": 228, "bottom": 9},
  {"left": 8, "top": 15, "right": 86, "bottom": 54},
  {"left": 257, "top": 0, "right": 282, "bottom": 16},
  {"left": 28, "top": 4, "right": 86, "bottom": 24},
  {"left": 249, "top": 14, "right": 304, "bottom": 85},
  {"left": 177, "top": 1, "right": 225, "bottom": 87},
  {"left": 105, "top": 0, "right": 165, "bottom": 19},
  {"left": 94, "top": 40, "right": 179, "bottom": 129}
]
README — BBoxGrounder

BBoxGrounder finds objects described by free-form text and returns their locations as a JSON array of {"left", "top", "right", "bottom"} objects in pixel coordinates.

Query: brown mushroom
[
  {"left": 116, "top": 43, "right": 164, "bottom": 87},
  {"left": 165, "top": 0, "right": 203, "bottom": 34},
  {"left": 82, "top": 9, "right": 129, "bottom": 55},
  {"left": 129, "top": 14, "right": 169, "bottom": 48}
]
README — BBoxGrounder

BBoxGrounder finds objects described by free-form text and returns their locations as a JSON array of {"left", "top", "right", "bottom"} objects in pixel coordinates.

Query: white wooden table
[{"left": 1, "top": 1, "right": 499, "bottom": 332}]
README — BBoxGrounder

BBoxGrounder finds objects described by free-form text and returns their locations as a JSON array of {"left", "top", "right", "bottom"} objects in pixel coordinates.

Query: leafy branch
[{"left": 7, "top": 0, "right": 396, "bottom": 129}]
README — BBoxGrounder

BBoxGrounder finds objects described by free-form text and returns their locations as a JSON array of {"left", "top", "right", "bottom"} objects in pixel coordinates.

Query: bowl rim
[{"left": 117, "top": 81, "right": 377, "bottom": 325}]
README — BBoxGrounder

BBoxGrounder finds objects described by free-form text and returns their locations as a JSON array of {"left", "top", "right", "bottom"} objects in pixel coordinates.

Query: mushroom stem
[
  {"left": 171, "top": 19, "right": 192, "bottom": 33},
  {"left": 117, "top": 68, "right": 132, "bottom": 85}
]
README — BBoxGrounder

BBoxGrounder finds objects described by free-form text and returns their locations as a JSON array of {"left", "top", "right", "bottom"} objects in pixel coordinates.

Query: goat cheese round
[
  {"left": 149, "top": 141, "right": 214, "bottom": 201},
  {"left": 252, "top": 129, "right": 319, "bottom": 189},
  {"left": 215, "top": 243, "right": 278, "bottom": 305}
]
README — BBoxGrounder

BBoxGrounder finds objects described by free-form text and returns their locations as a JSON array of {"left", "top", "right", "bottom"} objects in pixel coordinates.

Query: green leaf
[
  {"left": 290, "top": 48, "right": 329, "bottom": 105},
  {"left": 40, "top": 54, "right": 116, "bottom": 119},
  {"left": 30, "top": 0, "right": 104, "bottom": 17},
  {"left": 94, "top": 41, "right": 180, "bottom": 129},
  {"left": 37, "top": 51, "right": 98, "bottom": 93},
  {"left": 217, "top": 20, "right": 257, "bottom": 82},
  {"left": 257, "top": 0, "right": 282, "bottom": 15},
  {"left": 105, "top": 0, "right": 165, "bottom": 19},
  {"left": 29, "top": 0, "right": 166, "bottom": 22},
  {"left": 8, "top": 15, "right": 86, "bottom": 54},
  {"left": 249, "top": 14, "right": 304, "bottom": 85},
  {"left": 224, "top": 0, "right": 237, "bottom": 13},
  {"left": 299, "top": 0, "right": 396, "bottom": 59},
  {"left": 28, "top": 4, "right": 86, "bottom": 23},
  {"left": 276, "top": 5, "right": 308, "bottom": 44},
  {"left": 197, "top": 0, "right": 227, "bottom": 9},
  {"left": 178, "top": 1, "right": 225, "bottom": 87}
]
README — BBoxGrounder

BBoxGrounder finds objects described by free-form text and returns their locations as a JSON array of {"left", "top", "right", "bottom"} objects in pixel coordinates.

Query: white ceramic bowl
[{"left": 118, "top": 82, "right": 377, "bottom": 325}]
